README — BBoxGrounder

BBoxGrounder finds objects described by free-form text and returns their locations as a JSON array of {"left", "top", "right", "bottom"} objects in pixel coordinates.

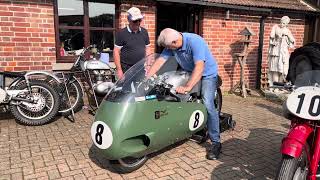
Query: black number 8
[
  {"left": 193, "top": 112, "right": 200, "bottom": 128},
  {"left": 95, "top": 124, "right": 104, "bottom": 145}
]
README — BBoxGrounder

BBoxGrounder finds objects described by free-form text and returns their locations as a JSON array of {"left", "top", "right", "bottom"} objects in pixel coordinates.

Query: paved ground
[{"left": 0, "top": 95, "right": 289, "bottom": 180}]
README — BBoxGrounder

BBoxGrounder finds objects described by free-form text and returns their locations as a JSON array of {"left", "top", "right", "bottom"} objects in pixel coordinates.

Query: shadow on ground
[
  {"left": 211, "top": 128, "right": 285, "bottom": 179},
  {"left": 255, "top": 103, "right": 283, "bottom": 117},
  {"left": 0, "top": 111, "right": 14, "bottom": 121},
  {"left": 88, "top": 140, "right": 188, "bottom": 174}
]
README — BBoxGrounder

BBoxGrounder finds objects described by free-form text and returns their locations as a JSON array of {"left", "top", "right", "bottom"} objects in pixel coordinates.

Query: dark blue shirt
[{"left": 160, "top": 33, "right": 218, "bottom": 77}]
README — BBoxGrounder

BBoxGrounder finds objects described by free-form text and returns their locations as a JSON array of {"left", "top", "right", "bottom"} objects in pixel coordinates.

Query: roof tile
[{"left": 202, "top": 0, "right": 317, "bottom": 12}]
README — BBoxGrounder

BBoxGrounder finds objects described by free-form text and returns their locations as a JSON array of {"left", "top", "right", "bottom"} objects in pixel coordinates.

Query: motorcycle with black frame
[{"left": 53, "top": 45, "right": 116, "bottom": 115}]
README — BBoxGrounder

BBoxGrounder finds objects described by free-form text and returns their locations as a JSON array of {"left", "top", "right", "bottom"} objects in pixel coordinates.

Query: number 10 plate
[{"left": 286, "top": 86, "right": 320, "bottom": 120}]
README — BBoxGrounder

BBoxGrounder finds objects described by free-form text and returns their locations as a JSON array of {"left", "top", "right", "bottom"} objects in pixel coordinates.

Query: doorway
[{"left": 156, "top": 2, "right": 202, "bottom": 52}]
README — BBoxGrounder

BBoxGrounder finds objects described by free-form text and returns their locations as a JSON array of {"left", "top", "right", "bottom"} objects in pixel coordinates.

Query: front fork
[
  {"left": 309, "top": 126, "right": 320, "bottom": 180},
  {"left": 281, "top": 122, "right": 320, "bottom": 180}
]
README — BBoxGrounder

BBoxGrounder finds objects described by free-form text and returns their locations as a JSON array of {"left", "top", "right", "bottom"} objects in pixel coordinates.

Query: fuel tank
[{"left": 84, "top": 60, "right": 111, "bottom": 70}]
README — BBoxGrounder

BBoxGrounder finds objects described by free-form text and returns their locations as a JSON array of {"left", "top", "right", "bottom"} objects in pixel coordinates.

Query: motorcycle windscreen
[
  {"left": 104, "top": 53, "right": 182, "bottom": 103},
  {"left": 293, "top": 70, "right": 320, "bottom": 87}
]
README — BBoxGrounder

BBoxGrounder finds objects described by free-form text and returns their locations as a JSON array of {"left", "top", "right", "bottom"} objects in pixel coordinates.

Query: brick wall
[
  {"left": 202, "top": 7, "right": 305, "bottom": 91},
  {"left": 118, "top": 0, "right": 156, "bottom": 53},
  {"left": 0, "top": 0, "right": 307, "bottom": 92},
  {"left": 0, "top": 0, "right": 55, "bottom": 71}
]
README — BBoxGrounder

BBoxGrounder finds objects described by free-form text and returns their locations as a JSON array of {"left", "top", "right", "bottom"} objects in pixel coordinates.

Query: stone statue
[{"left": 268, "top": 16, "right": 295, "bottom": 86}]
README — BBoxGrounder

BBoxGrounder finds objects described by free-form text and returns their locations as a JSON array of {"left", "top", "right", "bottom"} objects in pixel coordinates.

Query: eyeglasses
[{"left": 132, "top": 19, "right": 141, "bottom": 23}]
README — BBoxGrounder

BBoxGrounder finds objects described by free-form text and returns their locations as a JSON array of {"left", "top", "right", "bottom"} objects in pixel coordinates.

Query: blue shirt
[{"left": 160, "top": 33, "right": 218, "bottom": 77}]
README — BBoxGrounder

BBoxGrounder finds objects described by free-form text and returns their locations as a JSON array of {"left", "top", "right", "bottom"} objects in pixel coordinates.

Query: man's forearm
[
  {"left": 186, "top": 61, "right": 204, "bottom": 89},
  {"left": 113, "top": 49, "right": 122, "bottom": 71},
  {"left": 146, "top": 58, "right": 165, "bottom": 78},
  {"left": 145, "top": 46, "right": 151, "bottom": 56}
]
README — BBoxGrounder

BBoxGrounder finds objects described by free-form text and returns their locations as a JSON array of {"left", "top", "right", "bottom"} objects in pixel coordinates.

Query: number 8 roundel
[
  {"left": 189, "top": 110, "right": 205, "bottom": 131},
  {"left": 91, "top": 121, "right": 113, "bottom": 149}
]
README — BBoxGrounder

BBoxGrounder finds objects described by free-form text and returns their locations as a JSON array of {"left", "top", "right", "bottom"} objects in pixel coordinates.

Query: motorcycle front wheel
[
  {"left": 109, "top": 155, "right": 148, "bottom": 173},
  {"left": 10, "top": 80, "right": 60, "bottom": 126},
  {"left": 276, "top": 145, "right": 309, "bottom": 180},
  {"left": 58, "top": 78, "right": 84, "bottom": 116}
]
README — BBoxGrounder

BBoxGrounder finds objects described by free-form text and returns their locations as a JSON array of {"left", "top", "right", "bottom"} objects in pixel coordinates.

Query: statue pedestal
[{"left": 262, "top": 88, "right": 290, "bottom": 102}]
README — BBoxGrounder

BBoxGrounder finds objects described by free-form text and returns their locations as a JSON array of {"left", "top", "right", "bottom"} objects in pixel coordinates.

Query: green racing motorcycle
[{"left": 90, "top": 54, "right": 223, "bottom": 173}]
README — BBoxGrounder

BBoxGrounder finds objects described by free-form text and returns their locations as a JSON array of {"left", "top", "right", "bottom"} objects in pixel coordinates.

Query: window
[{"left": 55, "top": 0, "right": 117, "bottom": 62}]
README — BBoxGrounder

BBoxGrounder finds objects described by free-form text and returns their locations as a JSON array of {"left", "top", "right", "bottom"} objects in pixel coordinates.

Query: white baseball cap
[{"left": 127, "top": 7, "right": 144, "bottom": 21}]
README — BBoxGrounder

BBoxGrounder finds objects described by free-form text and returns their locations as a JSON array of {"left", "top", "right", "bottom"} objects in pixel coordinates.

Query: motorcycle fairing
[
  {"left": 91, "top": 53, "right": 210, "bottom": 159},
  {"left": 93, "top": 100, "right": 207, "bottom": 159}
]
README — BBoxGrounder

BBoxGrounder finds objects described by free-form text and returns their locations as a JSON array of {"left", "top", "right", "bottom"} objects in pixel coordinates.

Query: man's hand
[
  {"left": 117, "top": 69, "right": 124, "bottom": 79},
  {"left": 176, "top": 86, "right": 192, "bottom": 94}
]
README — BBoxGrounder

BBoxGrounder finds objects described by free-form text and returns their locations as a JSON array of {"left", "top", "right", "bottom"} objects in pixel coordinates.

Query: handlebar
[
  {"left": 269, "top": 82, "right": 295, "bottom": 91},
  {"left": 71, "top": 45, "right": 97, "bottom": 70},
  {"left": 79, "top": 45, "right": 95, "bottom": 56}
]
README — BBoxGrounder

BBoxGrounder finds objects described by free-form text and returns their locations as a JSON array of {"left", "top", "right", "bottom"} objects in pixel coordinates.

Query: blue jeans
[{"left": 201, "top": 75, "right": 220, "bottom": 143}]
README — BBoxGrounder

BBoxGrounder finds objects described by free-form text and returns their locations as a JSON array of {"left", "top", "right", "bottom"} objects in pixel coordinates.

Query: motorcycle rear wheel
[
  {"left": 10, "top": 80, "right": 60, "bottom": 126},
  {"left": 215, "top": 88, "right": 222, "bottom": 113},
  {"left": 109, "top": 155, "right": 148, "bottom": 173},
  {"left": 191, "top": 88, "right": 223, "bottom": 144},
  {"left": 276, "top": 145, "right": 309, "bottom": 180}
]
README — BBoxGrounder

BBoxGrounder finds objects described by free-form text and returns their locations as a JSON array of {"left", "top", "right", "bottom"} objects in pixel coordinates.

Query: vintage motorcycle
[
  {"left": 90, "top": 53, "right": 224, "bottom": 173},
  {"left": 0, "top": 71, "right": 60, "bottom": 125},
  {"left": 53, "top": 45, "right": 116, "bottom": 115},
  {"left": 275, "top": 70, "right": 320, "bottom": 180}
]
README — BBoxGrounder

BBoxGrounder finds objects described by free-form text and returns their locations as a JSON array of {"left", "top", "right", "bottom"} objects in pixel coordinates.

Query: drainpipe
[
  {"left": 314, "top": 19, "right": 319, "bottom": 41},
  {"left": 313, "top": 0, "right": 320, "bottom": 41},
  {"left": 256, "top": 15, "right": 267, "bottom": 89}
]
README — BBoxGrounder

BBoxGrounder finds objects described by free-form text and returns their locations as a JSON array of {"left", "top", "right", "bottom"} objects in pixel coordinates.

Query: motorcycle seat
[{"left": 0, "top": 71, "right": 26, "bottom": 78}]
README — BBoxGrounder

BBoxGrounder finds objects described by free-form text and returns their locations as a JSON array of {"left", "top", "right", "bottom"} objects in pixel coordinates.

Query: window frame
[{"left": 54, "top": 0, "right": 119, "bottom": 62}]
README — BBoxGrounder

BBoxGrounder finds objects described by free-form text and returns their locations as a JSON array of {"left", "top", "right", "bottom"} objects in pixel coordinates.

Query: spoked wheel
[
  {"left": 110, "top": 155, "right": 148, "bottom": 173},
  {"left": 276, "top": 145, "right": 309, "bottom": 180},
  {"left": 58, "top": 78, "right": 84, "bottom": 116},
  {"left": 10, "top": 80, "right": 60, "bottom": 126}
]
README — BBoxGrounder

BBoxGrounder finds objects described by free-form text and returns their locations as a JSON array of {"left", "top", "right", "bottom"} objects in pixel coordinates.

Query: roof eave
[{"left": 156, "top": 0, "right": 320, "bottom": 14}]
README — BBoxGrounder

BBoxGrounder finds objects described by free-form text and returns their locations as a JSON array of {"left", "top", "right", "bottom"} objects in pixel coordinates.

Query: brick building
[{"left": 0, "top": 0, "right": 319, "bottom": 91}]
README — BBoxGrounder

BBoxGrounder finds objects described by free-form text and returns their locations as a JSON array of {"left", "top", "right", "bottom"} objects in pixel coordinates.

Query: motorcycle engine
[
  {"left": 0, "top": 88, "right": 7, "bottom": 103},
  {"left": 91, "top": 70, "right": 115, "bottom": 96}
]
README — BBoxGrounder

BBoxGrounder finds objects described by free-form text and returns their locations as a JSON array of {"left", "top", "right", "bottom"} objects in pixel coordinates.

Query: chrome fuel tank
[{"left": 84, "top": 60, "right": 111, "bottom": 70}]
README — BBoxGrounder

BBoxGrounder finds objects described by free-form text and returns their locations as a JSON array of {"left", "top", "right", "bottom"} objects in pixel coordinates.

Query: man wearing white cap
[
  {"left": 113, "top": 7, "right": 151, "bottom": 79},
  {"left": 146, "top": 28, "right": 221, "bottom": 160}
]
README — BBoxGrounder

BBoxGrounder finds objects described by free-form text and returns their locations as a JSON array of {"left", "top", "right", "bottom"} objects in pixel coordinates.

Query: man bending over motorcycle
[{"left": 146, "top": 28, "right": 221, "bottom": 160}]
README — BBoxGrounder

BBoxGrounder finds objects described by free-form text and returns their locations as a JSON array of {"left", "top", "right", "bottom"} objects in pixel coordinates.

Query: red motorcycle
[{"left": 276, "top": 70, "right": 320, "bottom": 180}]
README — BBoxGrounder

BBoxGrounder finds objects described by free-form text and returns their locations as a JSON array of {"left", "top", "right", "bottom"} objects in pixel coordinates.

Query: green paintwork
[{"left": 93, "top": 100, "right": 207, "bottom": 160}]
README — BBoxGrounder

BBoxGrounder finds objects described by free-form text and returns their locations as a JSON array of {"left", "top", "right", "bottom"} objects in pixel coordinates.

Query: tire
[
  {"left": 58, "top": 78, "right": 84, "bottom": 116},
  {"left": 10, "top": 80, "right": 60, "bottom": 126},
  {"left": 214, "top": 88, "right": 222, "bottom": 113},
  {"left": 109, "top": 156, "right": 148, "bottom": 173},
  {"left": 276, "top": 146, "right": 309, "bottom": 180},
  {"left": 191, "top": 87, "right": 223, "bottom": 144}
]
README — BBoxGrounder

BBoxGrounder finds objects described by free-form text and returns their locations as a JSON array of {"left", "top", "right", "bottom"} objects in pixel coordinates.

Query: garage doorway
[{"left": 156, "top": 2, "right": 202, "bottom": 52}]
